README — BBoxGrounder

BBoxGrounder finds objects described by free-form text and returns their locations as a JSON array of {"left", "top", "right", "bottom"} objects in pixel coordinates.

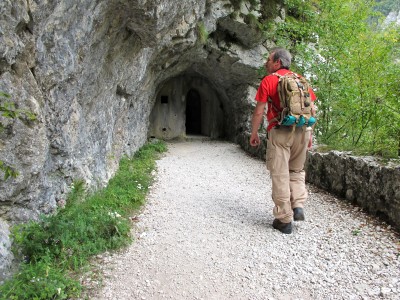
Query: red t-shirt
[{"left": 255, "top": 69, "right": 316, "bottom": 131}]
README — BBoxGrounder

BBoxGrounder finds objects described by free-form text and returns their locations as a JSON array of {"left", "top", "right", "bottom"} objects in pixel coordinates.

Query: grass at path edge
[{"left": 0, "top": 140, "right": 167, "bottom": 300}]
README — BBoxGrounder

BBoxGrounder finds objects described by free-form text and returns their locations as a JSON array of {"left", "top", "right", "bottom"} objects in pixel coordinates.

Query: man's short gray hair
[{"left": 271, "top": 47, "right": 292, "bottom": 69}]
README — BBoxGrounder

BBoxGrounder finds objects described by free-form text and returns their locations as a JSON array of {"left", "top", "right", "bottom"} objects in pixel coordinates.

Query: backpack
[{"left": 270, "top": 72, "right": 316, "bottom": 127}]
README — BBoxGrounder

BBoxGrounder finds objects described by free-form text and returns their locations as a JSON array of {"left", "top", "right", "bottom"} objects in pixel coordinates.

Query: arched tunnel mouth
[{"left": 148, "top": 74, "right": 226, "bottom": 140}]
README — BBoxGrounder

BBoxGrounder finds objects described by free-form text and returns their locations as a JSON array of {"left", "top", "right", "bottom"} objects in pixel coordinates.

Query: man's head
[{"left": 265, "top": 47, "right": 292, "bottom": 74}]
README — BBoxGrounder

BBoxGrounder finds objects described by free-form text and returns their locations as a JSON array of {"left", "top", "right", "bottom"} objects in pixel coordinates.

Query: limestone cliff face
[{"left": 0, "top": 0, "right": 275, "bottom": 278}]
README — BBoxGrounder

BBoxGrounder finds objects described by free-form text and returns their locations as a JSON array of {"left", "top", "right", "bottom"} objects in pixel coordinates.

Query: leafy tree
[{"left": 266, "top": 0, "right": 400, "bottom": 157}]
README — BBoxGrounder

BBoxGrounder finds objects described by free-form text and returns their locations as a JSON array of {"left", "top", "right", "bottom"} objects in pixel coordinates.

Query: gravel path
[{"left": 90, "top": 139, "right": 400, "bottom": 300}]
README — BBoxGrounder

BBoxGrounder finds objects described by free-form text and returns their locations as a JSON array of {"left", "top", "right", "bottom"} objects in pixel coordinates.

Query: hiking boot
[
  {"left": 272, "top": 219, "right": 292, "bottom": 234},
  {"left": 293, "top": 207, "right": 305, "bottom": 221}
]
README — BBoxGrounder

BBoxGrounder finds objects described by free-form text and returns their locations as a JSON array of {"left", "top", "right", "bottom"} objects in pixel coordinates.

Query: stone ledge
[{"left": 306, "top": 151, "right": 400, "bottom": 231}]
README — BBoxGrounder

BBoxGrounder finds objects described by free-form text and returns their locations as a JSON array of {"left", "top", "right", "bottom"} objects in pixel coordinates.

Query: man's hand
[
  {"left": 250, "top": 132, "right": 260, "bottom": 147},
  {"left": 250, "top": 101, "right": 267, "bottom": 147}
]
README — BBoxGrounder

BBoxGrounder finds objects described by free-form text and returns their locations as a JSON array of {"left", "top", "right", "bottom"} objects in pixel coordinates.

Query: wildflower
[
  {"left": 107, "top": 211, "right": 122, "bottom": 218},
  {"left": 57, "top": 199, "right": 66, "bottom": 208}
]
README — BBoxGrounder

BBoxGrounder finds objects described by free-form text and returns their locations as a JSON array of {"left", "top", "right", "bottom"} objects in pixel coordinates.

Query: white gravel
[{"left": 89, "top": 139, "right": 400, "bottom": 300}]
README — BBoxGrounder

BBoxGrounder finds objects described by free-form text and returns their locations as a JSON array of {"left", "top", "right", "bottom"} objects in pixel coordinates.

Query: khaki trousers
[{"left": 266, "top": 126, "right": 312, "bottom": 223}]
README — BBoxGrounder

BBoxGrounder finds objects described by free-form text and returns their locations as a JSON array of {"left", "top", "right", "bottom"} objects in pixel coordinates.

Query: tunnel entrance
[
  {"left": 148, "top": 75, "right": 225, "bottom": 140},
  {"left": 185, "top": 89, "right": 202, "bottom": 135}
]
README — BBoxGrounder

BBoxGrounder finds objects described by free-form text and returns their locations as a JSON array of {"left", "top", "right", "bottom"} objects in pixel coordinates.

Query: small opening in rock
[
  {"left": 162, "top": 128, "right": 167, "bottom": 132},
  {"left": 30, "top": 67, "right": 36, "bottom": 78},
  {"left": 161, "top": 95, "right": 168, "bottom": 104}
]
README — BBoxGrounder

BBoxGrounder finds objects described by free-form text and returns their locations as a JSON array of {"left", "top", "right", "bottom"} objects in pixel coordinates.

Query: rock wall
[
  {"left": 306, "top": 151, "right": 400, "bottom": 230},
  {"left": 0, "top": 0, "right": 277, "bottom": 280}
]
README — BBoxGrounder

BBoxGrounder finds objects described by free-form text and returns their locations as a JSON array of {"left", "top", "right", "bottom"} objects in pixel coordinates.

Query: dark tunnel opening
[{"left": 185, "top": 89, "right": 202, "bottom": 135}]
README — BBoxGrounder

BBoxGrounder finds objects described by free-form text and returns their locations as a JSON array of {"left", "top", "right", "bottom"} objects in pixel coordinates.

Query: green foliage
[
  {"left": 0, "top": 91, "right": 37, "bottom": 180},
  {"left": 244, "top": 12, "right": 261, "bottom": 29},
  {"left": 0, "top": 140, "right": 167, "bottom": 299},
  {"left": 269, "top": 0, "right": 400, "bottom": 157},
  {"left": 0, "top": 92, "right": 37, "bottom": 128},
  {"left": 259, "top": 0, "right": 281, "bottom": 21},
  {"left": 0, "top": 161, "right": 18, "bottom": 180},
  {"left": 197, "top": 22, "right": 209, "bottom": 44},
  {"left": 273, "top": 0, "right": 318, "bottom": 48},
  {"left": 0, "top": 257, "right": 81, "bottom": 300}
]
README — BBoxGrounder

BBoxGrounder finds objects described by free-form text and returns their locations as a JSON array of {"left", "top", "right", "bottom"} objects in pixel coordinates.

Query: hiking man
[{"left": 250, "top": 47, "right": 317, "bottom": 234}]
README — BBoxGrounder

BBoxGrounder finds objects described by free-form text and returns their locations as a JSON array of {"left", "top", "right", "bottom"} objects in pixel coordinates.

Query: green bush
[
  {"left": 197, "top": 22, "right": 209, "bottom": 44},
  {"left": 0, "top": 140, "right": 166, "bottom": 299},
  {"left": 0, "top": 258, "right": 81, "bottom": 300}
]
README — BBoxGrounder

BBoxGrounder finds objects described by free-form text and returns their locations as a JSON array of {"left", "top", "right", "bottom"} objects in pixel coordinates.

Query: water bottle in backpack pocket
[{"left": 281, "top": 115, "right": 316, "bottom": 127}]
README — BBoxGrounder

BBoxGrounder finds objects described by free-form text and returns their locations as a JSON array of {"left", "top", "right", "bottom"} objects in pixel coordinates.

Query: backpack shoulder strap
[
  {"left": 272, "top": 72, "right": 289, "bottom": 112},
  {"left": 268, "top": 73, "right": 285, "bottom": 123},
  {"left": 268, "top": 73, "right": 281, "bottom": 107},
  {"left": 271, "top": 72, "right": 283, "bottom": 78}
]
